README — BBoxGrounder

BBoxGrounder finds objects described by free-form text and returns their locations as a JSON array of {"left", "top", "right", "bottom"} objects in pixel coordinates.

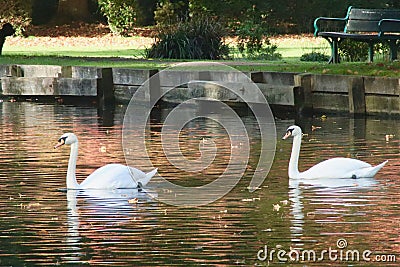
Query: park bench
[{"left": 314, "top": 6, "right": 400, "bottom": 63}]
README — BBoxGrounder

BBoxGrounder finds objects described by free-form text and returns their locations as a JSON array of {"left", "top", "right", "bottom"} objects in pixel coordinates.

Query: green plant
[
  {"left": 146, "top": 16, "right": 229, "bottom": 59},
  {"left": 338, "top": 39, "right": 369, "bottom": 62},
  {"left": 154, "top": 1, "right": 182, "bottom": 26},
  {"left": 338, "top": 40, "right": 391, "bottom": 62},
  {"left": 235, "top": 6, "right": 281, "bottom": 60},
  {"left": 98, "top": 0, "right": 137, "bottom": 36},
  {"left": 300, "top": 52, "right": 330, "bottom": 62},
  {"left": 0, "top": 0, "right": 32, "bottom": 36}
]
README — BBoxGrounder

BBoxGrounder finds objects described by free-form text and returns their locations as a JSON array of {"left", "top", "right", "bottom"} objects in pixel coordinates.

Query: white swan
[
  {"left": 54, "top": 133, "right": 157, "bottom": 189},
  {"left": 282, "top": 125, "right": 387, "bottom": 179}
]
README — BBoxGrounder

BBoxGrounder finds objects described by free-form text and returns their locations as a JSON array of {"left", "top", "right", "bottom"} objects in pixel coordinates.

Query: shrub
[
  {"left": 235, "top": 7, "right": 281, "bottom": 60},
  {"left": 154, "top": 1, "right": 180, "bottom": 27},
  {"left": 98, "top": 0, "right": 137, "bottom": 36},
  {"left": 0, "top": 0, "right": 32, "bottom": 36},
  {"left": 338, "top": 39, "right": 369, "bottom": 62},
  {"left": 339, "top": 39, "right": 391, "bottom": 62},
  {"left": 146, "top": 16, "right": 229, "bottom": 59},
  {"left": 300, "top": 52, "right": 330, "bottom": 62}
]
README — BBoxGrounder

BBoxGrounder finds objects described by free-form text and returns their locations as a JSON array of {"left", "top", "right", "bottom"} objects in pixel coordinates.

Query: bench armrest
[
  {"left": 314, "top": 6, "right": 352, "bottom": 36},
  {"left": 378, "top": 19, "right": 400, "bottom": 36},
  {"left": 313, "top": 17, "right": 348, "bottom": 36}
]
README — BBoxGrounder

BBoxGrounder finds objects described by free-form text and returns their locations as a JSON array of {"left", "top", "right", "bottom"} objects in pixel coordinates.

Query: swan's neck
[
  {"left": 67, "top": 142, "right": 80, "bottom": 189},
  {"left": 289, "top": 134, "right": 301, "bottom": 178}
]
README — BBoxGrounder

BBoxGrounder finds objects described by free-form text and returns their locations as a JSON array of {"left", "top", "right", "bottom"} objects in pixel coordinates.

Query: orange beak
[
  {"left": 54, "top": 139, "right": 65, "bottom": 149},
  {"left": 282, "top": 131, "right": 292, "bottom": 140}
]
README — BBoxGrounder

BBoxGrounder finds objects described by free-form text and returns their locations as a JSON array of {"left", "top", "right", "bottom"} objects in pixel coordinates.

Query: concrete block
[
  {"left": 257, "top": 84, "right": 294, "bottom": 105},
  {"left": 348, "top": 76, "right": 366, "bottom": 114},
  {"left": 19, "top": 65, "right": 63, "bottom": 77},
  {"left": 97, "top": 68, "right": 114, "bottom": 107},
  {"left": 312, "top": 93, "right": 349, "bottom": 112},
  {"left": 113, "top": 68, "right": 157, "bottom": 85},
  {"left": 158, "top": 70, "right": 202, "bottom": 88},
  {"left": 208, "top": 71, "right": 251, "bottom": 83},
  {"left": 160, "top": 86, "right": 200, "bottom": 103},
  {"left": 294, "top": 73, "right": 313, "bottom": 113},
  {"left": 365, "top": 95, "right": 400, "bottom": 115},
  {"left": 187, "top": 81, "right": 267, "bottom": 104},
  {"left": 0, "top": 65, "right": 21, "bottom": 77},
  {"left": 312, "top": 74, "right": 350, "bottom": 93},
  {"left": 56, "top": 78, "right": 97, "bottom": 96},
  {"left": 1, "top": 77, "right": 56, "bottom": 95},
  {"left": 71, "top": 67, "right": 101, "bottom": 79},
  {"left": 252, "top": 71, "right": 298, "bottom": 86},
  {"left": 363, "top": 77, "right": 400, "bottom": 95},
  {"left": 114, "top": 85, "right": 141, "bottom": 103}
]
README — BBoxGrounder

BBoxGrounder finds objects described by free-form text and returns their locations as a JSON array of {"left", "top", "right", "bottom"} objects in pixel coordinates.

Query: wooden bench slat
[
  {"left": 349, "top": 8, "right": 400, "bottom": 20},
  {"left": 379, "top": 19, "right": 400, "bottom": 33},
  {"left": 346, "top": 20, "right": 380, "bottom": 32},
  {"left": 314, "top": 6, "right": 400, "bottom": 63}
]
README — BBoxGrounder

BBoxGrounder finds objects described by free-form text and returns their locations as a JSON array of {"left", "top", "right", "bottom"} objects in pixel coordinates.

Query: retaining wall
[{"left": 0, "top": 64, "right": 399, "bottom": 116}]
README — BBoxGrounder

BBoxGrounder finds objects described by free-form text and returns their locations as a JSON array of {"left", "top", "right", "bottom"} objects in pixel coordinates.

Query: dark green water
[{"left": 0, "top": 102, "right": 398, "bottom": 266}]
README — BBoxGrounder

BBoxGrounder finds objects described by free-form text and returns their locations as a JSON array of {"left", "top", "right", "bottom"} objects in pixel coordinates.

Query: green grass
[{"left": 1, "top": 37, "right": 399, "bottom": 77}]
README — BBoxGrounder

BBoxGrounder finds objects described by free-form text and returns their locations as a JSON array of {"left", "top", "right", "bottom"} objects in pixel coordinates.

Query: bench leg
[
  {"left": 387, "top": 40, "right": 398, "bottom": 61},
  {"left": 332, "top": 39, "right": 339, "bottom": 63},
  {"left": 368, "top": 42, "right": 374, "bottom": 62},
  {"left": 325, "top": 37, "right": 340, "bottom": 63}
]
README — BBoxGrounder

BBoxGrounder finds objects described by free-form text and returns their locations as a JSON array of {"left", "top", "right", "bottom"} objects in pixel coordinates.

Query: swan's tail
[
  {"left": 371, "top": 160, "right": 388, "bottom": 176},
  {"left": 138, "top": 168, "right": 158, "bottom": 187},
  {"left": 360, "top": 160, "right": 388, "bottom": 178}
]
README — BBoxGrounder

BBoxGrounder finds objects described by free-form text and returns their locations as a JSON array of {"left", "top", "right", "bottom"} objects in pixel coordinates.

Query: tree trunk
[
  {"left": 54, "top": 0, "right": 91, "bottom": 24},
  {"left": 136, "top": 0, "right": 158, "bottom": 26}
]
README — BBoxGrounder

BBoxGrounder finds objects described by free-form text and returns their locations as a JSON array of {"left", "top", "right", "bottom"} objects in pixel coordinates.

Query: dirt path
[{"left": 6, "top": 23, "right": 322, "bottom": 50}]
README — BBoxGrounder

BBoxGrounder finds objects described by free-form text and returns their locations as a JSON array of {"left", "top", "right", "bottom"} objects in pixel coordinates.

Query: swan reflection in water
[
  {"left": 65, "top": 188, "right": 158, "bottom": 264},
  {"left": 289, "top": 177, "right": 378, "bottom": 248}
]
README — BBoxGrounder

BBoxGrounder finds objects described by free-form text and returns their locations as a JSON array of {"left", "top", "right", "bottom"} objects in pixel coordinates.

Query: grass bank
[{"left": 1, "top": 34, "right": 399, "bottom": 77}]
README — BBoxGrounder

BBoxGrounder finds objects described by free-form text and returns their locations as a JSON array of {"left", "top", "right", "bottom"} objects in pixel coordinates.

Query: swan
[
  {"left": 54, "top": 133, "right": 157, "bottom": 189},
  {"left": 282, "top": 125, "right": 387, "bottom": 179}
]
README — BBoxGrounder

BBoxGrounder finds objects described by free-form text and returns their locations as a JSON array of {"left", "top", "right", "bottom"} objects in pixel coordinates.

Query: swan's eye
[
  {"left": 58, "top": 136, "right": 67, "bottom": 143},
  {"left": 287, "top": 128, "right": 294, "bottom": 133}
]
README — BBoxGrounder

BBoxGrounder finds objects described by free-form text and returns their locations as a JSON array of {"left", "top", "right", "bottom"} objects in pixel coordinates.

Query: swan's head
[
  {"left": 282, "top": 125, "right": 302, "bottom": 140},
  {"left": 54, "top": 133, "right": 78, "bottom": 149}
]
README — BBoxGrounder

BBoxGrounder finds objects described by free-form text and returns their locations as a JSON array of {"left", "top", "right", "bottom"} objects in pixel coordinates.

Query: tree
[
  {"left": 53, "top": 0, "right": 91, "bottom": 24},
  {"left": 136, "top": 0, "right": 158, "bottom": 26}
]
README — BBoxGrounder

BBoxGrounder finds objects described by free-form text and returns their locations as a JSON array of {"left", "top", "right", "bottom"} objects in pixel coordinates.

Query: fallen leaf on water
[
  {"left": 307, "top": 212, "right": 315, "bottom": 218},
  {"left": 128, "top": 198, "right": 138, "bottom": 204},
  {"left": 385, "top": 134, "right": 394, "bottom": 142},
  {"left": 27, "top": 202, "right": 41, "bottom": 209},
  {"left": 280, "top": 200, "right": 289, "bottom": 205},
  {"left": 246, "top": 186, "right": 260, "bottom": 190},
  {"left": 311, "top": 125, "right": 321, "bottom": 131},
  {"left": 39, "top": 229, "right": 48, "bottom": 235},
  {"left": 273, "top": 204, "right": 281, "bottom": 211}
]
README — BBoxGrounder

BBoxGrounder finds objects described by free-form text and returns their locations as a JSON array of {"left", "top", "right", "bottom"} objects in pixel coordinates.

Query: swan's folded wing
[
  {"left": 299, "top": 157, "right": 372, "bottom": 179},
  {"left": 81, "top": 164, "right": 136, "bottom": 189},
  {"left": 349, "top": 160, "right": 388, "bottom": 178}
]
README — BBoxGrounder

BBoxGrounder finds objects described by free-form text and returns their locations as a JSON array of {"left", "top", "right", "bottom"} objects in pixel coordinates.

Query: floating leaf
[{"left": 128, "top": 198, "right": 139, "bottom": 204}]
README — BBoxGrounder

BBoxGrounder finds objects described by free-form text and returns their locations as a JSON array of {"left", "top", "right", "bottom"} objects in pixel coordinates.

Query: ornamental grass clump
[{"left": 146, "top": 16, "right": 229, "bottom": 60}]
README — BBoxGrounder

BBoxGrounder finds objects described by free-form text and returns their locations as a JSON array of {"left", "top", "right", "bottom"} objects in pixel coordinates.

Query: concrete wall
[
  {"left": 295, "top": 74, "right": 400, "bottom": 116},
  {"left": 0, "top": 64, "right": 399, "bottom": 116}
]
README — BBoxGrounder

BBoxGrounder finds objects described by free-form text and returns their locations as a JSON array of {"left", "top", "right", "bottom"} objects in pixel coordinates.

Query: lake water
[{"left": 0, "top": 102, "right": 398, "bottom": 266}]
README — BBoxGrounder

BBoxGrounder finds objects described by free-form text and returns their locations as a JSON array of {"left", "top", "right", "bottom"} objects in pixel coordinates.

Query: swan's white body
[
  {"left": 283, "top": 125, "right": 387, "bottom": 179},
  {"left": 55, "top": 133, "right": 157, "bottom": 189}
]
